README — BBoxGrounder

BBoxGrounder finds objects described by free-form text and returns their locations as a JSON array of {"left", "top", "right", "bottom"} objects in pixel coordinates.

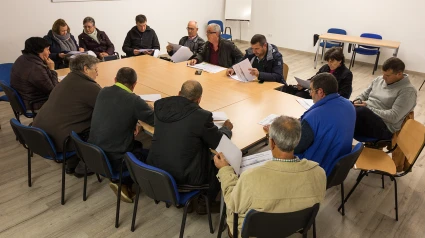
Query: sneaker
[{"left": 109, "top": 182, "right": 133, "bottom": 203}]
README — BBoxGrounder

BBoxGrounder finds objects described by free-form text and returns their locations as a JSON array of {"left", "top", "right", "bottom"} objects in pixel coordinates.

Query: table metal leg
[
  {"left": 393, "top": 47, "right": 399, "bottom": 57},
  {"left": 321, "top": 41, "right": 327, "bottom": 63},
  {"left": 314, "top": 40, "right": 321, "bottom": 69}
]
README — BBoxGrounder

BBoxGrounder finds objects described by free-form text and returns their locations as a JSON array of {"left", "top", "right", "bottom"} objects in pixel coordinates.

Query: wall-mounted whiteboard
[
  {"left": 52, "top": 0, "right": 118, "bottom": 2},
  {"left": 225, "top": 0, "right": 252, "bottom": 21}
]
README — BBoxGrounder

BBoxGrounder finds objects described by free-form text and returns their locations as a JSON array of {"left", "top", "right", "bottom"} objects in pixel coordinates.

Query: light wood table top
[
  {"left": 319, "top": 33, "right": 400, "bottom": 49},
  {"left": 215, "top": 90, "right": 307, "bottom": 150}
]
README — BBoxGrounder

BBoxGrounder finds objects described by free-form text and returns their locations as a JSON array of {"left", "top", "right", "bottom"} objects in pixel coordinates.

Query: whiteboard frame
[{"left": 52, "top": 0, "right": 119, "bottom": 2}]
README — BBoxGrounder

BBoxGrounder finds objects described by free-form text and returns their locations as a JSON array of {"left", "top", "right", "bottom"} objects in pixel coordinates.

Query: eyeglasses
[
  {"left": 206, "top": 31, "right": 217, "bottom": 35},
  {"left": 186, "top": 27, "right": 196, "bottom": 31}
]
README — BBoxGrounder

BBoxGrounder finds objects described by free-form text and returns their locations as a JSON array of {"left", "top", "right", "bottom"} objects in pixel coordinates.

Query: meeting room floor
[{"left": 0, "top": 42, "right": 424, "bottom": 237}]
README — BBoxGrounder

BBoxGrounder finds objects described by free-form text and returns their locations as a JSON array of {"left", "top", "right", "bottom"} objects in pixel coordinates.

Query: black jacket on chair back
[{"left": 146, "top": 96, "right": 231, "bottom": 185}]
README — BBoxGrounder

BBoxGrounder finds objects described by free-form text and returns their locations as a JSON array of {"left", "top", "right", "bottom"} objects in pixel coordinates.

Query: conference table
[
  {"left": 56, "top": 56, "right": 305, "bottom": 151},
  {"left": 314, "top": 33, "right": 401, "bottom": 68}
]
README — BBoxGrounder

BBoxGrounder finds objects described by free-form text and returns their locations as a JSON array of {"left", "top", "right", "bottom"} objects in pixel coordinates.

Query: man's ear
[
  {"left": 114, "top": 77, "right": 117, "bottom": 83},
  {"left": 269, "top": 137, "right": 275, "bottom": 150}
]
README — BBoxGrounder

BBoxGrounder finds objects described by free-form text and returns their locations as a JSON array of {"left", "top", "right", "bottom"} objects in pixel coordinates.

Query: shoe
[
  {"left": 196, "top": 196, "right": 221, "bottom": 215},
  {"left": 65, "top": 168, "right": 75, "bottom": 174},
  {"left": 109, "top": 182, "right": 133, "bottom": 203},
  {"left": 74, "top": 171, "right": 94, "bottom": 178}
]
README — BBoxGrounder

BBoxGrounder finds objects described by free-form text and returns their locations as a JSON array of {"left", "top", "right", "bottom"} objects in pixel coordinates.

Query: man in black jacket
[
  {"left": 166, "top": 21, "right": 205, "bottom": 56},
  {"left": 122, "top": 14, "right": 160, "bottom": 57},
  {"left": 88, "top": 67, "right": 155, "bottom": 203},
  {"left": 189, "top": 23, "right": 243, "bottom": 68},
  {"left": 227, "top": 34, "right": 285, "bottom": 84},
  {"left": 147, "top": 80, "right": 233, "bottom": 213}
]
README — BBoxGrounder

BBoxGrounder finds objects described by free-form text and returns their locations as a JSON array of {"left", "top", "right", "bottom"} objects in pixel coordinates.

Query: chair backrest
[
  {"left": 124, "top": 152, "right": 179, "bottom": 205},
  {"left": 70, "top": 131, "right": 114, "bottom": 178},
  {"left": 359, "top": 33, "right": 382, "bottom": 49},
  {"left": 9, "top": 118, "right": 57, "bottom": 159},
  {"left": 207, "top": 20, "right": 224, "bottom": 34},
  {"left": 327, "top": 143, "right": 364, "bottom": 188},
  {"left": 396, "top": 119, "right": 425, "bottom": 171},
  {"left": 0, "top": 81, "right": 27, "bottom": 114},
  {"left": 328, "top": 28, "right": 347, "bottom": 35},
  {"left": 240, "top": 203, "right": 320, "bottom": 238},
  {"left": 0, "top": 63, "right": 13, "bottom": 92},
  {"left": 283, "top": 62, "right": 289, "bottom": 82}
]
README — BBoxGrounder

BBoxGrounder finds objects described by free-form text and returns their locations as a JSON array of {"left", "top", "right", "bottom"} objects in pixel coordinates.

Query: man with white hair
[
  {"left": 214, "top": 115, "right": 326, "bottom": 237},
  {"left": 166, "top": 21, "right": 205, "bottom": 56},
  {"left": 189, "top": 23, "right": 243, "bottom": 68}
]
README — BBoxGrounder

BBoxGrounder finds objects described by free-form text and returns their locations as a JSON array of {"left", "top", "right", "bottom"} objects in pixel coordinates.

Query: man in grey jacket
[{"left": 353, "top": 57, "right": 417, "bottom": 140}]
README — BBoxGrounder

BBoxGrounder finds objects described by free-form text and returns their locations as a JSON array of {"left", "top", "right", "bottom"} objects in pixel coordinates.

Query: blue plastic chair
[
  {"left": 70, "top": 131, "right": 129, "bottom": 228},
  {"left": 0, "top": 63, "right": 13, "bottom": 102},
  {"left": 124, "top": 152, "right": 214, "bottom": 237},
  {"left": 319, "top": 28, "right": 347, "bottom": 58},
  {"left": 9, "top": 119, "right": 75, "bottom": 202},
  {"left": 208, "top": 20, "right": 232, "bottom": 41},
  {"left": 349, "top": 33, "right": 382, "bottom": 74},
  {"left": 0, "top": 81, "right": 38, "bottom": 122}
]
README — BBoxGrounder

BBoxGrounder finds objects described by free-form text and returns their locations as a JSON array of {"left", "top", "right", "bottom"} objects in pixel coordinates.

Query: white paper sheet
[
  {"left": 168, "top": 42, "right": 182, "bottom": 52},
  {"left": 258, "top": 114, "right": 279, "bottom": 126},
  {"left": 294, "top": 77, "right": 311, "bottom": 89},
  {"left": 229, "top": 74, "right": 248, "bottom": 83},
  {"left": 214, "top": 135, "right": 243, "bottom": 175},
  {"left": 153, "top": 49, "right": 160, "bottom": 58},
  {"left": 139, "top": 94, "right": 161, "bottom": 102},
  {"left": 214, "top": 121, "right": 225, "bottom": 128},
  {"left": 136, "top": 49, "right": 155, "bottom": 53},
  {"left": 296, "top": 98, "right": 314, "bottom": 110},
  {"left": 212, "top": 112, "right": 228, "bottom": 121},
  {"left": 58, "top": 75, "right": 67, "bottom": 81},
  {"left": 231, "top": 58, "right": 256, "bottom": 82},
  {"left": 171, "top": 46, "right": 193, "bottom": 63},
  {"left": 240, "top": 150, "right": 273, "bottom": 174},
  {"left": 66, "top": 51, "right": 85, "bottom": 56},
  {"left": 188, "top": 62, "right": 227, "bottom": 74}
]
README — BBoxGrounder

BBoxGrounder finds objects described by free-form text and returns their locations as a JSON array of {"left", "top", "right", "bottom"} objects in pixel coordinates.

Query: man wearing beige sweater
[{"left": 214, "top": 115, "right": 326, "bottom": 237}]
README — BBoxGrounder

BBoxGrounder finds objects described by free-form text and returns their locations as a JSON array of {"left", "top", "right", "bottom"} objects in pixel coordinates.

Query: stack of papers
[
  {"left": 139, "top": 94, "right": 161, "bottom": 102},
  {"left": 168, "top": 42, "right": 182, "bottom": 52},
  {"left": 258, "top": 114, "right": 279, "bottom": 126},
  {"left": 240, "top": 150, "right": 273, "bottom": 174},
  {"left": 188, "top": 62, "right": 227, "bottom": 73},
  {"left": 214, "top": 135, "right": 243, "bottom": 174},
  {"left": 294, "top": 76, "right": 310, "bottom": 89},
  {"left": 212, "top": 112, "right": 228, "bottom": 128},
  {"left": 229, "top": 59, "right": 256, "bottom": 82},
  {"left": 296, "top": 99, "right": 314, "bottom": 110}
]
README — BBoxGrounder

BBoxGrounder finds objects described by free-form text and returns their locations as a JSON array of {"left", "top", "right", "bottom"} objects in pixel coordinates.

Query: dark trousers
[
  {"left": 281, "top": 85, "right": 312, "bottom": 99},
  {"left": 207, "top": 159, "right": 221, "bottom": 201},
  {"left": 66, "top": 129, "right": 91, "bottom": 170},
  {"left": 354, "top": 106, "right": 393, "bottom": 140}
]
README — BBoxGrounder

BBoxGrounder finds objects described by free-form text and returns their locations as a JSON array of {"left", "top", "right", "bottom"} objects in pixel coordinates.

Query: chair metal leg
[
  {"left": 115, "top": 160, "right": 124, "bottom": 228},
  {"left": 349, "top": 50, "right": 355, "bottom": 69},
  {"left": 340, "top": 183, "right": 345, "bottom": 216},
  {"left": 179, "top": 199, "right": 192, "bottom": 238},
  {"left": 233, "top": 213, "right": 238, "bottom": 238},
  {"left": 217, "top": 203, "right": 227, "bottom": 238},
  {"left": 390, "top": 175, "right": 399, "bottom": 221},
  {"left": 373, "top": 52, "right": 380, "bottom": 75},
  {"left": 338, "top": 171, "right": 367, "bottom": 211},
  {"left": 313, "top": 221, "right": 317, "bottom": 238},
  {"left": 203, "top": 195, "right": 214, "bottom": 234},
  {"left": 419, "top": 80, "right": 425, "bottom": 91},
  {"left": 61, "top": 155, "right": 66, "bottom": 205},
  {"left": 352, "top": 51, "right": 357, "bottom": 68},
  {"left": 27, "top": 149, "right": 31, "bottom": 187},
  {"left": 131, "top": 186, "right": 140, "bottom": 232},
  {"left": 381, "top": 175, "right": 385, "bottom": 189},
  {"left": 83, "top": 165, "right": 88, "bottom": 201},
  {"left": 96, "top": 173, "right": 102, "bottom": 183}
]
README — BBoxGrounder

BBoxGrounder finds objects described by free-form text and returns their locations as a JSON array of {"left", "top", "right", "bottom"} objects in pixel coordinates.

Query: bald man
[
  {"left": 147, "top": 80, "right": 233, "bottom": 214},
  {"left": 166, "top": 21, "right": 205, "bottom": 56}
]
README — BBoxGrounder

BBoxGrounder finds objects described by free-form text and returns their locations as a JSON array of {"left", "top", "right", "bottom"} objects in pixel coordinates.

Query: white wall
[
  {"left": 225, "top": 0, "right": 425, "bottom": 73},
  {"left": 0, "top": 0, "right": 224, "bottom": 63}
]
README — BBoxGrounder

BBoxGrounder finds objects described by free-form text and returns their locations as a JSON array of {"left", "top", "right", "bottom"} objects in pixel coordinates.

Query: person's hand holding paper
[{"left": 213, "top": 152, "right": 230, "bottom": 169}]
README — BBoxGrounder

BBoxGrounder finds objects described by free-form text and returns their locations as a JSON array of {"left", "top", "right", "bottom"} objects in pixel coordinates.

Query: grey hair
[
  {"left": 180, "top": 80, "right": 203, "bottom": 101},
  {"left": 69, "top": 54, "right": 99, "bottom": 72},
  {"left": 83, "top": 16, "right": 95, "bottom": 25},
  {"left": 208, "top": 23, "right": 221, "bottom": 35},
  {"left": 188, "top": 21, "right": 198, "bottom": 28},
  {"left": 269, "top": 116, "right": 301, "bottom": 152}
]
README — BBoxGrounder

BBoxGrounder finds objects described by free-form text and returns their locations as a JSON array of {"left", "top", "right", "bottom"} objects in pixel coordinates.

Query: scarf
[
  {"left": 53, "top": 32, "right": 78, "bottom": 52},
  {"left": 84, "top": 28, "right": 100, "bottom": 44}
]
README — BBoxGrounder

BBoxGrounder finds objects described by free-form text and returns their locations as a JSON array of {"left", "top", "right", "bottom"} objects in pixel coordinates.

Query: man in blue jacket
[
  {"left": 294, "top": 73, "right": 355, "bottom": 175},
  {"left": 227, "top": 34, "right": 285, "bottom": 84}
]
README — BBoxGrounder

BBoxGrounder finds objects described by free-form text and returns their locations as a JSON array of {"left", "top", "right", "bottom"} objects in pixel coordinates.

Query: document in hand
[
  {"left": 214, "top": 135, "right": 243, "bottom": 174},
  {"left": 58, "top": 75, "right": 67, "bottom": 81},
  {"left": 188, "top": 62, "right": 227, "bottom": 73},
  {"left": 240, "top": 150, "right": 272, "bottom": 174},
  {"left": 296, "top": 98, "right": 314, "bottom": 110},
  {"left": 171, "top": 46, "right": 193, "bottom": 63},
  {"left": 168, "top": 42, "right": 182, "bottom": 52},
  {"left": 212, "top": 112, "right": 228, "bottom": 121},
  {"left": 66, "top": 51, "right": 86, "bottom": 56},
  {"left": 139, "top": 94, "right": 161, "bottom": 102},
  {"left": 258, "top": 114, "right": 279, "bottom": 126},
  {"left": 230, "top": 58, "right": 256, "bottom": 82},
  {"left": 294, "top": 77, "right": 311, "bottom": 89},
  {"left": 153, "top": 49, "right": 160, "bottom": 58},
  {"left": 136, "top": 49, "right": 155, "bottom": 53}
]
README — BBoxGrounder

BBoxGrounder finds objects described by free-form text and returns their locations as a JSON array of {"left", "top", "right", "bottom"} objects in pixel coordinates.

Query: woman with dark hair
[
  {"left": 284, "top": 47, "right": 353, "bottom": 99},
  {"left": 10, "top": 37, "right": 59, "bottom": 111},
  {"left": 78, "top": 17, "right": 115, "bottom": 60},
  {"left": 44, "top": 19, "right": 84, "bottom": 69}
]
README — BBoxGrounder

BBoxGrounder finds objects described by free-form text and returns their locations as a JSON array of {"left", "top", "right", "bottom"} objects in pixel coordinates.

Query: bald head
[
  {"left": 179, "top": 80, "right": 203, "bottom": 102},
  {"left": 187, "top": 21, "right": 198, "bottom": 37}
]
